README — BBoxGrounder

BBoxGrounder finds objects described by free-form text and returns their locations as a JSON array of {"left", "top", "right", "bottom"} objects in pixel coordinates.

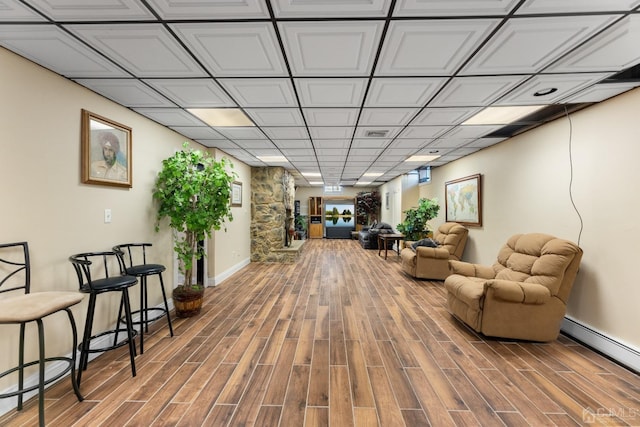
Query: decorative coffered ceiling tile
[
  {"left": 562, "top": 82, "right": 640, "bottom": 103},
  {"left": 0, "top": 25, "right": 128, "bottom": 77},
  {"left": 389, "top": 139, "right": 430, "bottom": 149},
  {"left": 376, "top": 153, "right": 408, "bottom": 162},
  {"left": 365, "top": 78, "right": 448, "bottom": 107},
  {"left": 170, "top": 126, "right": 226, "bottom": 140},
  {"left": 461, "top": 16, "right": 620, "bottom": 75},
  {"left": 146, "top": 0, "right": 269, "bottom": 19},
  {"left": 393, "top": 0, "right": 520, "bottom": 16},
  {"left": 170, "top": 22, "right": 287, "bottom": 77},
  {"left": 410, "top": 107, "right": 482, "bottom": 126},
  {"left": 273, "top": 139, "right": 314, "bottom": 149},
  {"left": 272, "top": 0, "right": 391, "bottom": 17},
  {"left": 26, "top": 0, "right": 155, "bottom": 20},
  {"left": 295, "top": 78, "right": 368, "bottom": 107},
  {"left": 397, "top": 126, "right": 450, "bottom": 139},
  {"left": 309, "top": 127, "right": 354, "bottom": 139},
  {"left": 133, "top": 108, "right": 205, "bottom": 126},
  {"left": 142, "top": 79, "right": 236, "bottom": 107},
  {"left": 346, "top": 149, "right": 383, "bottom": 160},
  {"left": 351, "top": 138, "right": 392, "bottom": 149},
  {"left": 303, "top": 108, "right": 359, "bottom": 126},
  {"left": 354, "top": 126, "right": 403, "bottom": 139},
  {"left": 218, "top": 79, "right": 297, "bottom": 107},
  {"left": 245, "top": 108, "right": 305, "bottom": 126},
  {"left": 74, "top": 79, "right": 175, "bottom": 107},
  {"left": 228, "top": 140, "right": 276, "bottom": 149},
  {"left": 280, "top": 148, "right": 316, "bottom": 157},
  {"left": 313, "top": 140, "right": 351, "bottom": 149},
  {"left": 261, "top": 127, "right": 309, "bottom": 140},
  {"left": 376, "top": 20, "right": 499, "bottom": 75},
  {"left": 66, "top": 24, "right": 207, "bottom": 77},
  {"left": 214, "top": 127, "right": 266, "bottom": 140},
  {"left": 358, "top": 108, "right": 419, "bottom": 126},
  {"left": 279, "top": 21, "right": 384, "bottom": 76},
  {"left": 442, "top": 125, "right": 503, "bottom": 139},
  {"left": 0, "top": 0, "right": 47, "bottom": 21},
  {"left": 496, "top": 73, "right": 612, "bottom": 105},
  {"left": 546, "top": 15, "right": 640, "bottom": 73},
  {"left": 430, "top": 76, "right": 527, "bottom": 107},
  {"left": 317, "top": 148, "right": 349, "bottom": 156},
  {"left": 515, "top": 0, "right": 640, "bottom": 14}
]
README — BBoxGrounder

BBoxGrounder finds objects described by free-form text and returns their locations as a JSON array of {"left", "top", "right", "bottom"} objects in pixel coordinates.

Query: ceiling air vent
[{"left": 364, "top": 130, "right": 388, "bottom": 138}]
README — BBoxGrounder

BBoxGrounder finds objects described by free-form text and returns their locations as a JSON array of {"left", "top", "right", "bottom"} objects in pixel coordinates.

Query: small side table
[{"left": 378, "top": 234, "right": 405, "bottom": 259}]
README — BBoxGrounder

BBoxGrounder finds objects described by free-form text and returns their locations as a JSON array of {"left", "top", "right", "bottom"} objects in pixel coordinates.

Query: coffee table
[{"left": 378, "top": 233, "right": 405, "bottom": 259}]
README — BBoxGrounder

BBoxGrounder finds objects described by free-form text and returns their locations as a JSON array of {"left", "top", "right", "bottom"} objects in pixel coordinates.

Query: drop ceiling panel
[
  {"left": 461, "top": 15, "right": 621, "bottom": 75},
  {"left": 273, "top": 140, "right": 314, "bottom": 149},
  {"left": 214, "top": 127, "right": 266, "bottom": 140},
  {"left": 430, "top": 76, "right": 527, "bottom": 107},
  {"left": 142, "top": 79, "right": 236, "bottom": 107},
  {"left": 546, "top": 15, "right": 640, "bottom": 73},
  {"left": 66, "top": 24, "right": 206, "bottom": 77},
  {"left": 133, "top": 108, "right": 205, "bottom": 126},
  {"left": 26, "top": 0, "right": 155, "bottom": 20},
  {"left": 358, "top": 108, "right": 419, "bottom": 126},
  {"left": 515, "top": 0, "right": 640, "bottom": 14},
  {"left": 397, "top": 126, "right": 450, "bottom": 139},
  {"left": 218, "top": 79, "right": 297, "bottom": 107},
  {"left": 170, "top": 22, "right": 287, "bottom": 77},
  {"left": 351, "top": 139, "right": 393, "bottom": 149},
  {"left": 354, "top": 126, "right": 403, "bottom": 139},
  {"left": 198, "top": 140, "right": 239, "bottom": 149},
  {"left": 465, "top": 137, "right": 508, "bottom": 148},
  {"left": 146, "top": 0, "right": 269, "bottom": 19},
  {"left": 296, "top": 78, "right": 368, "bottom": 107},
  {"left": 74, "top": 79, "right": 175, "bottom": 107},
  {"left": 564, "top": 82, "right": 640, "bottom": 103},
  {"left": 245, "top": 108, "right": 306, "bottom": 126},
  {"left": 0, "top": 1, "right": 47, "bottom": 21},
  {"left": 313, "top": 140, "right": 351, "bottom": 149},
  {"left": 303, "top": 108, "right": 359, "bottom": 126},
  {"left": 170, "top": 126, "right": 227, "bottom": 140},
  {"left": 272, "top": 0, "right": 391, "bottom": 18},
  {"left": 365, "top": 78, "right": 448, "bottom": 107},
  {"left": 0, "top": 25, "right": 128, "bottom": 77},
  {"left": 496, "top": 73, "right": 612, "bottom": 105},
  {"left": 261, "top": 127, "right": 309, "bottom": 140},
  {"left": 376, "top": 20, "right": 499, "bottom": 75},
  {"left": 309, "top": 127, "right": 354, "bottom": 139},
  {"left": 279, "top": 21, "right": 384, "bottom": 76},
  {"left": 229, "top": 140, "right": 276, "bottom": 149},
  {"left": 411, "top": 107, "right": 481, "bottom": 125},
  {"left": 280, "top": 148, "right": 316, "bottom": 157},
  {"left": 390, "top": 139, "right": 431, "bottom": 149},
  {"left": 442, "top": 125, "right": 504, "bottom": 139},
  {"left": 393, "top": 0, "right": 520, "bottom": 16}
]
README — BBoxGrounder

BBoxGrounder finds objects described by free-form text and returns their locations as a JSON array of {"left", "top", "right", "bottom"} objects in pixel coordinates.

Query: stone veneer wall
[{"left": 251, "top": 166, "right": 297, "bottom": 262}]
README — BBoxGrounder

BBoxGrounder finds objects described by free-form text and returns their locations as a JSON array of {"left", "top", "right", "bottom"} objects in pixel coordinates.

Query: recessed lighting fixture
[
  {"left": 356, "top": 181, "right": 372, "bottom": 185},
  {"left": 405, "top": 155, "right": 441, "bottom": 162},
  {"left": 187, "top": 108, "right": 254, "bottom": 127},
  {"left": 533, "top": 87, "right": 558, "bottom": 97},
  {"left": 363, "top": 172, "right": 383, "bottom": 177},
  {"left": 256, "top": 155, "right": 288, "bottom": 163},
  {"left": 302, "top": 172, "right": 322, "bottom": 177},
  {"left": 462, "top": 105, "right": 546, "bottom": 125},
  {"left": 309, "top": 181, "right": 324, "bottom": 185}
]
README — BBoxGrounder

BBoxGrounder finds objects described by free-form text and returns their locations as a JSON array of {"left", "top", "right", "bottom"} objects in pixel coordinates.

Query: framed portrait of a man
[{"left": 81, "top": 109, "right": 132, "bottom": 188}]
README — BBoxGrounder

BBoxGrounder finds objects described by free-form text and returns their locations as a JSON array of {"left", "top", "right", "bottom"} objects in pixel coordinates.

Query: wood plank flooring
[{"left": 2, "top": 239, "right": 639, "bottom": 426}]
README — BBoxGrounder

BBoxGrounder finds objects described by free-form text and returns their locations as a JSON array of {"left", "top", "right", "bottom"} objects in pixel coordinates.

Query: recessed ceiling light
[
  {"left": 302, "top": 172, "right": 322, "bottom": 177},
  {"left": 406, "top": 155, "right": 441, "bottom": 162},
  {"left": 356, "top": 181, "right": 372, "bottom": 185},
  {"left": 188, "top": 108, "right": 254, "bottom": 127},
  {"left": 256, "top": 155, "right": 288, "bottom": 163},
  {"left": 533, "top": 87, "right": 558, "bottom": 97},
  {"left": 363, "top": 172, "right": 383, "bottom": 177},
  {"left": 309, "top": 181, "right": 324, "bottom": 185},
  {"left": 462, "top": 105, "right": 546, "bottom": 125}
]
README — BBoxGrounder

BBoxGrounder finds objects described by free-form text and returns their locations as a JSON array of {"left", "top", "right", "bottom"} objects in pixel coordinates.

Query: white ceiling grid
[{"left": 1, "top": 0, "right": 640, "bottom": 186}]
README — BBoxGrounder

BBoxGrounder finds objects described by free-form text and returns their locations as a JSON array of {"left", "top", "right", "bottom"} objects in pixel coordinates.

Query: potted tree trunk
[{"left": 153, "top": 143, "right": 236, "bottom": 317}]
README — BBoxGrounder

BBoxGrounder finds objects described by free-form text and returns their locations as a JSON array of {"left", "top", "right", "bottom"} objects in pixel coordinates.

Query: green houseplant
[
  {"left": 396, "top": 198, "right": 440, "bottom": 241},
  {"left": 153, "top": 143, "right": 236, "bottom": 317}
]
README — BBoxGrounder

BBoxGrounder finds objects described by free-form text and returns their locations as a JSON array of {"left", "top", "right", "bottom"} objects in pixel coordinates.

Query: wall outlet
[{"left": 104, "top": 209, "right": 112, "bottom": 223}]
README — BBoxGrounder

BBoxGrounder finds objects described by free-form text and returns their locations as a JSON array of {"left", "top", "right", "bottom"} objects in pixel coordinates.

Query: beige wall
[
  {"left": 418, "top": 87, "right": 640, "bottom": 351},
  {"left": 0, "top": 47, "right": 251, "bottom": 390}
]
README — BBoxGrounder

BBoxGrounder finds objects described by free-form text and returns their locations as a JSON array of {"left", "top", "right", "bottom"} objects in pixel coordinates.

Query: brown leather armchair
[
  {"left": 400, "top": 222, "right": 468, "bottom": 280},
  {"left": 444, "top": 233, "right": 583, "bottom": 342}
]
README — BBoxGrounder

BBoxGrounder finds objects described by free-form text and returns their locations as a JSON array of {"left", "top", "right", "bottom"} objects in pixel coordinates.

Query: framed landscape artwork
[
  {"left": 81, "top": 109, "right": 132, "bottom": 188},
  {"left": 445, "top": 174, "right": 482, "bottom": 226}
]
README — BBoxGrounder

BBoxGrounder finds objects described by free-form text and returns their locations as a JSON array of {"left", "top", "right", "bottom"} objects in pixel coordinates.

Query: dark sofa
[{"left": 358, "top": 222, "right": 396, "bottom": 249}]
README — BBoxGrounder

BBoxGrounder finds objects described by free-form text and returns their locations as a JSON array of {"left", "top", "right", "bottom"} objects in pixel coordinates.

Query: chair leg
[
  {"left": 121, "top": 289, "right": 137, "bottom": 378},
  {"left": 36, "top": 319, "right": 45, "bottom": 427},
  {"left": 65, "top": 308, "right": 84, "bottom": 403},
  {"left": 158, "top": 273, "right": 174, "bottom": 337},
  {"left": 78, "top": 294, "right": 97, "bottom": 386}
]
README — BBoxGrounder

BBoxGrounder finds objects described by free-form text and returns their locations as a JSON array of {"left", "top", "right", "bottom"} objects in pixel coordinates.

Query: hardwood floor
[{"left": 2, "top": 239, "right": 639, "bottom": 426}]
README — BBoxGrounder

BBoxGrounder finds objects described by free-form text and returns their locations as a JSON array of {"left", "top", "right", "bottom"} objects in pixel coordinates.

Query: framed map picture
[{"left": 445, "top": 174, "right": 482, "bottom": 226}]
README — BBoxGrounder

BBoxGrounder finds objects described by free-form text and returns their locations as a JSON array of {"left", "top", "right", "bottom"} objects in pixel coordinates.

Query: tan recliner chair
[
  {"left": 400, "top": 222, "right": 468, "bottom": 280},
  {"left": 445, "top": 233, "right": 583, "bottom": 342}
]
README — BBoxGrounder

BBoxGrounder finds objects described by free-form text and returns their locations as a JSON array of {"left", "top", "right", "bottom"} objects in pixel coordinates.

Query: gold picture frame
[
  {"left": 81, "top": 109, "right": 132, "bottom": 188},
  {"left": 445, "top": 173, "right": 482, "bottom": 226},
  {"left": 231, "top": 181, "right": 242, "bottom": 207}
]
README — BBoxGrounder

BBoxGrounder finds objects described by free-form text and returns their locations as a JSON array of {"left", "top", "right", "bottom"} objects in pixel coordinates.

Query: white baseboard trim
[
  {"left": 561, "top": 317, "right": 640, "bottom": 373},
  {"left": 0, "top": 302, "right": 170, "bottom": 418},
  {"left": 208, "top": 257, "right": 251, "bottom": 287}
]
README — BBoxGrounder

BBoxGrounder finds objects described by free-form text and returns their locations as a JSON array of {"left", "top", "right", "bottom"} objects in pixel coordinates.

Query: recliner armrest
[
  {"left": 415, "top": 246, "right": 450, "bottom": 260},
  {"left": 448, "top": 260, "right": 495, "bottom": 279},
  {"left": 485, "top": 280, "right": 551, "bottom": 304}
]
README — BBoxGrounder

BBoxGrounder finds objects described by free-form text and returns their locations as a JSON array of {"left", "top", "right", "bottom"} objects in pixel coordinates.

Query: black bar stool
[
  {"left": 0, "top": 242, "right": 84, "bottom": 427},
  {"left": 113, "top": 243, "right": 174, "bottom": 354},
  {"left": 68, "top": 250, "right": 138, "bottom": 387}
]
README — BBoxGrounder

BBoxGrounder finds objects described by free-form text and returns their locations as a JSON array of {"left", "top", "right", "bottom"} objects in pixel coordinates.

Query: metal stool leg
[
  {"left": 121, "top": 289, "right": 137, "bottom": 378},
  {"left": 158, "top": 273, "right": 174, "bottom": 337}
]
